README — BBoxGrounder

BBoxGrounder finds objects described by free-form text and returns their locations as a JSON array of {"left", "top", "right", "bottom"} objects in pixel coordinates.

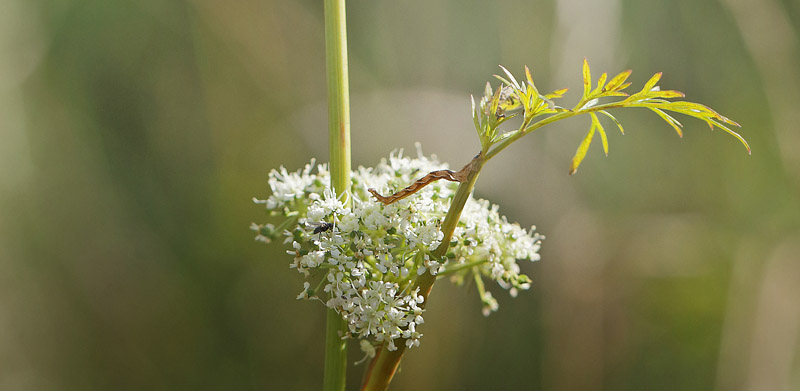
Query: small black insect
[{"left": 312, "top": 222, "right": 334, "bottom": 234}]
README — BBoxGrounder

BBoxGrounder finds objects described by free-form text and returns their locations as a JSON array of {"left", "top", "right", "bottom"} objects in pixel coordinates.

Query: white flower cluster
[{"left": 252, "top": 146, "right": 543, "bottom": 350}]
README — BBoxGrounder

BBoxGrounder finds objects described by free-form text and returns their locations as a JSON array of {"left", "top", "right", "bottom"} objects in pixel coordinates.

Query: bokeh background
[{"left": 2, "top": 0, "right": 799, "bottom": 390}]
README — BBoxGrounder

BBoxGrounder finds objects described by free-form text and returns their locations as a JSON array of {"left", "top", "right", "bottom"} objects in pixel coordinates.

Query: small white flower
[
  {"left": 253, "top": 147, "right": 544, "bottom": 349},
  {"left": 297, "top": 282, "right": 312, "bottom": 300},
  {"left": 481, "top": 291, "right": 499, "bottom": 317},
  {"left": 250, "top": 222, "right": 273, "bottom": 243}
]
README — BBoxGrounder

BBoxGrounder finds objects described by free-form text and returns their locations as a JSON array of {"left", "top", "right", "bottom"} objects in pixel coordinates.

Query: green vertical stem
[
  {"left": 361, "top": 154, "right": 485, "bottom": 391},
  {"left": 323, "top": 0, "right": 351, "bottom": 390}
]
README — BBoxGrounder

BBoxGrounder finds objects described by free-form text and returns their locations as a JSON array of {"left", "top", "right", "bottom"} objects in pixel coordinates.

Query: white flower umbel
[{"left": 252, "top": 146, "right": 543, "bottom": 350}]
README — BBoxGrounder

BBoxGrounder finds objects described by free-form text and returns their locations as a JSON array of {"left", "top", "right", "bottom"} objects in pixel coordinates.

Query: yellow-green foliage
[{"left": 474, "top": 59, "right": 750, "bottom": 174}]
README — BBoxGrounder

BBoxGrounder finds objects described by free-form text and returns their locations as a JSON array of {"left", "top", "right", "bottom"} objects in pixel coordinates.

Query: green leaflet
[
  {"left": 599, "top": 110, "right": 625, "bottom": 134},
  {"left": 649, "top": 107, "right": 684, "bottom": 137},
  {"left": 592, "top": 113, "right": 609, "bottom": 156},
  {"left": 582, "top": 58, "right": 592, "bottom": 98},
  {"left": 570, "top": 124, "right": 596, "bottom": 175}
]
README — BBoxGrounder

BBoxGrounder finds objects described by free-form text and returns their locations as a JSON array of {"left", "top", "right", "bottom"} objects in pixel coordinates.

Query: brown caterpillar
[{"left": 368, "top": 154, "right": 479, "bottom": 205}]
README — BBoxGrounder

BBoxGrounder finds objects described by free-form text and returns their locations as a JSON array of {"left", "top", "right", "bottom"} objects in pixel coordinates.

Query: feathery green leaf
[
  {"left": 649, "top": 107, "right": 684, "bottom": 137},
  {"left": 570, "top": 125, "right": 595, "bottom": 175},
  {"left": 599, "top": 110, "right": 625, "bottom": 134},
  {"left": 524, "top": 66, "right": 538, "bottom": 93},
  {"left": 582, "top": 58, "right": 591, "bottom": 98},
  {"left": 545, "top": 88, "right": 568, "bottom": 99},
  {"left": 592, "top": 72, "right": 608, "bottom": 96},
  {"left": 705, "top": 119, "right": 751, "bottom": 154},
  {"left": 498, "top": 65, "right": 521, "bottom": 90},
  {"left": 605, "top": 70, "right": 632, "bottom": 91},
  {"left": 481, "top": 61, "right": 749, "bottom": 167},
  {"left": 592, "top": 113, "right": 609, "bottom": 156},
  {"left": 642, "top": 72, "right": 662, "bottom": 92}
]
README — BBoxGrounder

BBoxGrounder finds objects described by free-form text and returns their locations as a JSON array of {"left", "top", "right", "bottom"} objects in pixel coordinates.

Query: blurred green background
[{"left": 1, "top": 0, "right": 799, "bottom": 390}]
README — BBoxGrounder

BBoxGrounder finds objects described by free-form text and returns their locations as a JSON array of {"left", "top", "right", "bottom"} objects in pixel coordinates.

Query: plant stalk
[
  {"left": 323, "top": 0, "right": 351, "bottom": 390},
  {"left": 360, "top": 154, "right": 485, "bottom": 391}
]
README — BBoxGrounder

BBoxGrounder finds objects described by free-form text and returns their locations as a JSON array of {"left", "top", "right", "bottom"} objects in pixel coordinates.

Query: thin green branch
[
  {"left": 361, "top": 154, "right": 485, "bottom": 391},
  {"left": 436, "top": 258, "right": 489, "bottom": 277}
]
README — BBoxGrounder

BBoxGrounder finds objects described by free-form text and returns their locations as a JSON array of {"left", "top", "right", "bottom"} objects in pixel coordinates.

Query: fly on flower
[
  {"left": 307, "top": 221, "right": 334, "bottom": 236},
  {"left": 306, "top": 221, "right": 335, "bottom": 243}
]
